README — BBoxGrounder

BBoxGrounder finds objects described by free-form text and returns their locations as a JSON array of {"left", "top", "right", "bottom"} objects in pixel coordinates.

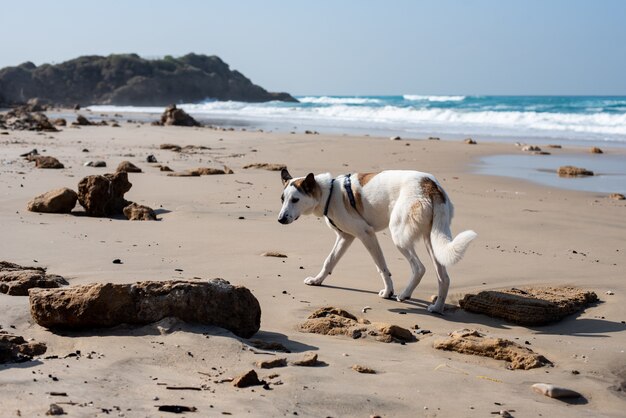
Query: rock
[
  {"left": 84, "top": 160, "right": 106, "bottom": 167},
  {"left": 247, "top": 339, "right": 291, "bottom": 353},
  {"left": 52, "top": 118, "right": 67, "bottom": 126},
  {"left": 532, "top": 151, "right": 551, "bottom": 155},
  {"left": 232, "top": 369, "right": 263, "bottom": 388},
  {"left": 0, "top": 107, "right": 58, "bottom": 131},
  {"left": 464, "top": 138, "right": 476, "bottom": 144},
  {"left": 0, "top": 53, "right": 296, "bottom": 106},
  {"left": 243, "top": 163, "right": 287, "bottom": 171},
  {"left": 27, "top": 187, "right": 78, "bottom": 213},
  {"left": 434, "top": 329, "right": 551, "bottom": 370},
  {"left": 522, "top": 145, "right": 541, "bottom": 152},
  {"left": 547, "top": 144, "right": 562, "bottom": 149},
  {"left": 0, "top": 261, "right": 68, "bottom": 296},
  {"left": 123, "top": 202, "right": 157, "bottom": 221},
  {"left": 261, "top": 251, "right": 287, "bottom": 258},
  {"left": 29, "top": 279, "right": 261, "bottom": 338},
  {"left": 590, "top": 147, "right": 603, "bottom": 154},
  {"left": 428, "top": 136, "right": 440, "bottom": 141},
  {"left": 291, "top": 353, "right": 319, "bottom": 367},
  {"left": 299, "top": 307, "right": 415, "bottom": 344},
  {"left": 255, "top": 358, "right": 287, "bottom": 369},
  {"left": 390, "top": 136, "right": 401, "bottom": 141},
  {"left": 20, "top": 148, "right": 38, "bottom": 158},
  {"left": 531, "top": 383, "right": 582, "bottom": 399},
  {"left": 158, "top": 105, "right": 200, "bottom": 127},
  {"left": 352, "top": 364, "right": 376, "bottom": 374},
  {"left": 0, "top": 332, "right": 47, "bottom": 363},
  {"left": 34, "top": 156, "right": 64, "bottom": 169},
  {"left": 558, "top": 166, "right": 594, "bottom": 177},
  {"left": 72, "top": 115, "right": 93, "bottom": 126},
  {"left": 459, "top": 286, "right": 598, "bottom": 325},
  {"left": 116, "top": 160, "right": 142, "bottom": 173},
  {"left": 160, "top": 143, "right": 182, "bottom": 151},
  {"left": 157, "top": 405, "right": 197, "bottom": 413},
  {"left": 77, "top": 172, "right": 132, "bottom": 217},
  {"left": 609, "top": 193, "right": 625, "bottom": 200},
  {"left": 146, "top": 154, "right": 158, "bottom": 163},
  {"left": 167, "top": 166, "right": 232, "bottom": 176},
  {"left": 45, "top": 404, "right": 64, "bottom": 416},
  {"left": 159, "top": 165, "right": 173, "bottom": 172}
]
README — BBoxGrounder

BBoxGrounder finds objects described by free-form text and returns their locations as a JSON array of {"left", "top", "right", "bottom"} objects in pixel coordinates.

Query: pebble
[
  {"left": 499, "top": 411, "right": 512, "bottom": 418},
  {"left": 361, "top": 306, "right": 371, "bottom": 313},
  {"left": 606, "top": 290, "right": 614, "bottom": 295},
  {"left": 112, "top": 259, "right": 122, "bottom": 264},
  {"left": 46, "top": 404, "right": 64, "bottom": 415},
  {"left": 531, "top": 383, "right": 582, "bottom": 399}
]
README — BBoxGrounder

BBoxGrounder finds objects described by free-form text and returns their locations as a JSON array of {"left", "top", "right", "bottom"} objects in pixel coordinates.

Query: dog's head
[{"left": 278, "top": 168, "right": 320, "bottom": 224}]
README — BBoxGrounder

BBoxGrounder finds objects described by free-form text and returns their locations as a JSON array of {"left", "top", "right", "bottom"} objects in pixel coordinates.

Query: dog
[{"left": 277, "top": 169, "right": 477, "bottom": 313}]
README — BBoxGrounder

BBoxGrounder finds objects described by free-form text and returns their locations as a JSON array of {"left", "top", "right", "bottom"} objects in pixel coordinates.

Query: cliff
[{"left": 0, "top": 53, "right": 297, "bottom": 106}]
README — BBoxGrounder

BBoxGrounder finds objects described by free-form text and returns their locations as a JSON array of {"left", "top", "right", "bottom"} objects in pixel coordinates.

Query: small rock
[
  {"left": 546, "top": 144, "right": 562, "bottom": 149},
  {"left": 261, "top": 251, "right": 287, "bottom": 258},
  {"left": 499, "top": 410, "right": 512, "bottom": 418},
  {"left": 72, "top": 115, "right": 93, "bottom": 126},
  {"left": 45, "top": 404, "right": 64, "bottom": 416},
  {"left": 609, "top": 193, "right": 625, "bottom": 200},
  {"left": 243, "top": 163, "right": 287, "bottom": 171},
  {"left": 232, "top": 370, "right": 263, "bottom": 388},
  {"left": 146, "top": 155, "right": 158, "bottom": 163},
  {"left": 531, "top": 383, "right": 582, "bottom": 399},
  {"left": 558, "top": 166, "right": 594, "bottom": 177},
  {"left": 428, "top": 136, "right": 440, "bottom": 141},
  {"left": 352, "top": 364, "right": 376, "bottom": 374},
  {"left": 84, "top": 161, "right": 106, "bottom": 167},
  {"left": 590, "top": 147, "right": 603, "bottom": 154},
  {"left": 34, "top": 156, "right": 64, "bottom": 169},
  {"left": 112, "top": 259, "right": 122, "bottom": 264},
  {"left": 522, "top": 145, "right": 541, "bottom": 152},
  {"left": 390, "top": 136, "right": 401, "bottom": 141},
  {"left": 291, "top": 353, "right": 319, "bottom": 367},
  {"left": 116, "top": 161, "right": 142, "bottom": 173},
  {"left": 159, "top": 165, "right": 173, "bottom": 172},
  {"left": 361, "top": 306, "right": 371, "bottom": 313},
  {"left": 255, "top": 358, "right": 287, "bottom": 369},
  {"left": 123, "top": 203, "right": 157, "bottom": 221},
  {"left": 464, "top": 138, "right": 476, "bottom": 145},
  {"left": 606, "top": 290, "right": 614, "bottom": 295}
]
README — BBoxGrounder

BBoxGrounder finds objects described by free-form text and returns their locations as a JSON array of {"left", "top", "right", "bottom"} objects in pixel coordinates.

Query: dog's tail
[{"left": 430, "top": 187, "right": 477, "bottom": 267}]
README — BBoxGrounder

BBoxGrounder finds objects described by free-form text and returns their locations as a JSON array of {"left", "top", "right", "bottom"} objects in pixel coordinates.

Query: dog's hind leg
[
  {"left": 424, "top": 235, "right": 451, "bottom": 314},
  {"left": 390, "top": 211, "right": 426, "bottom": 302},
  {"left": 304, "top": 231, "right": 354, "bottom": 286},
  {"left": 357, "top": 228, "right": 394, "bottom": 298}
]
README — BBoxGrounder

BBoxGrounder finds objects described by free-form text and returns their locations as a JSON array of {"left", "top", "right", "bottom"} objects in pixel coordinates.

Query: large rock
[
  {"left": 0, "top": 53, "right": 297, "bottom": 106},
  {"left": 0, "top": 261, "right": 68, "bottom": 296},
  {"left": 459, "top": 286, "right": 598, "bottom": 326},
  {"left": 77, "top": 172, "right": 132, "bottom": 216},
  {"left": 434, "top": 329, "right": 551, "bottom": 370},
  {"left": 27, "top": 187, "right": 77, "bottom": 213},
  {"left": 158, "top": 105, "right": 200, "bottom": 127},
  {"left": 29, "top": 279, "right": 261, "bottom": 338},
  {"left": 0, "top": 332, "right": 47, "bottom": 363},
  {"left": 0, "top": 106, "right": 58, "bottom": 131}
]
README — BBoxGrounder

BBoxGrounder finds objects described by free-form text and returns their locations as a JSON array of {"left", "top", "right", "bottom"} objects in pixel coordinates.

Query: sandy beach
[{"left": 1, "top": 114, "right": 625, "bottom": 417}]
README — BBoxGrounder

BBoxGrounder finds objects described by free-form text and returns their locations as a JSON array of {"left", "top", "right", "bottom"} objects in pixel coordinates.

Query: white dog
[{"left": 278, "top": 169, "right": 477, "bottom": 313}]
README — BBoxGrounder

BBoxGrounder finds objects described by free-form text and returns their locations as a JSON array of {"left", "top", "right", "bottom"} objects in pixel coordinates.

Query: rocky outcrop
[
  {"left": 558, "top": 166, "right": 594, "bottom": 177},
  {"left": 77, "top": 172, "right": 132, "bottom": 217},
  {"left": 27, "top": 187, "right": 77, "bottom": 213},
  {"left": 0, "top": 261, "right": 68, "bottom": 296},
  {"left": 434, "top": 329, "right": 551, "bottom": 370},
  {"left": 0, "top": 53, "right": 297, "bottom": 106},
  {"left": 0, "top": 106, "right": 58, "bottom": 131},
  {"left": 29, "top": 279, "right": 261, "bottom": 338},
  {"left": 156, "top": 105, "right": 200, "bottom": 127},
  {"left": 459, "top": 286, "right": 598, "bottom": 326},
  {"left": 123, "top": 202, "right": 157, "bottom": 221},
  {"left": 299, "top": 307, "right": 416, "bottom": 344},
  {"left": 0, "top": 332, "right": 47, "bottom": 363}
]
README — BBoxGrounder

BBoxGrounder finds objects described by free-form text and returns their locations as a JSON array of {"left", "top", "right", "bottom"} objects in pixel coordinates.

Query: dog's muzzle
[{"left": 278, "top": 215, "right": 289, "bottom": 224}]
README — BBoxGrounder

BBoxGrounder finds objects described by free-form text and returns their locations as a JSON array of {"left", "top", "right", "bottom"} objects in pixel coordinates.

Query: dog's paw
[
  {"left": 427, "top": 304, "right": 445, "bottom": 315},
  {"left": 304, "top": 277, "right": 322, "bottom": 286},
  {"left": 396, "top": 291, "right": 412, "bottom": 302},
  {"left": 378, "top": 288, "right": 394, "bottom": 299}
]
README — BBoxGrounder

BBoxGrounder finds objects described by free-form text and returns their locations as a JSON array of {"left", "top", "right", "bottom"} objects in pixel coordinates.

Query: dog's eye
[{"left": 291, "top": 198, "right": 300, "bottom": 203}]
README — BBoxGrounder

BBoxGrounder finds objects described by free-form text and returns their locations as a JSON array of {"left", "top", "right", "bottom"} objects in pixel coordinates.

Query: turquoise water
[{"left": 91, "top": 95, "right": 626, "bottom": 144}]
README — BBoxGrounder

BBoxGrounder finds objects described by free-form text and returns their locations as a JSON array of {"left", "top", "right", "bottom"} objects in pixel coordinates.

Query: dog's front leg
[
  {"left": 304, "top": 232, "right": 354, "bottom": 286},
  {"left": 358, "top": 229, "right": 394, "bottom": 299}
]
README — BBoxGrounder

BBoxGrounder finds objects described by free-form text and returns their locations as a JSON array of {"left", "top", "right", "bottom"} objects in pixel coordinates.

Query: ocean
[{"left": 90, "top": 95, "right": 626, "bottom": 146}]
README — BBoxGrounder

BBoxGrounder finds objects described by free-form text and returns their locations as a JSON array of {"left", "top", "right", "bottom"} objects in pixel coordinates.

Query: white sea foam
[
  {"left": 298, "top": 96, "right": 382, "bottom": 104},
  {"left": 403, "top": 94, "right": 466, "bottom": 102}
]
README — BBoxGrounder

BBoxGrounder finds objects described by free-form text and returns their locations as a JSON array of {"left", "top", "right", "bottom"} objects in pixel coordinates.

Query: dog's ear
[
  {"left": 302, "top": 173, "right": 316, "bottom": 193},
  {"left": 281, "top": 168, "right": 292, "bottom": 185}
]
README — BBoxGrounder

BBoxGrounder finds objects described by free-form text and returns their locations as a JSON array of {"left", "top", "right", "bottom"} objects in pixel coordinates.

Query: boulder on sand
[
  {"left": 29, "top": 279, "right": 261, "bottom": 338},
  {"left": 0, "top": 261, "right": 68, "bottom": 296},
  {"left": 459, "top": 286, "right": 598, "bottom": 326},
  {"left": 158, "top": 105, "right": 200, "bottom": 127},
  {"left": 0, "top": 332, "right": 47, "bottom": 364},
  {"left": 123, "top": 202, "right": 157, "bottom": 221},
  {"left": 557, "top": 166, "right": 594, "bottom": 177},
  {"left": 116, "top": 161, "right": 142, "bottom": 173},
  {"left": 434, "top": 329, "right": 551, "bottom": 370},
  {"left": 77, "top": 172, "right": 132, "bottom": 217},
  {"left": 27, "top": 187, "right": 77, "bottom": 213},
  {"left": 34, "top": 156, "right": 64, "bottom": 169}
]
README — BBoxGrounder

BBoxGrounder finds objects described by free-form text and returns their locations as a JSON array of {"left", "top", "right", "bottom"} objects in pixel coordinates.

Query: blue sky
[{"left": 1, "top": 0, "right": 625, "bottom": 95}]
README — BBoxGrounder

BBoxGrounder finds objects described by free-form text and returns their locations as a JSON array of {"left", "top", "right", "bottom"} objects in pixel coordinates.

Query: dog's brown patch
[
  {"left": 420, "top": 177, "right": 446, "bottom": 204},
  {"left": 293, "top": 175, "right": 321, "bottom": 200},
  {"left": 357, "top": 172, "right": 379, "bottom": 187}
]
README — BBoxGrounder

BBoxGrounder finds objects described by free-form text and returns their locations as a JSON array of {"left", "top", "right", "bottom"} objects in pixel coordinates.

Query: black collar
[{"left": 323, "top": 174, "right": 359, "bottom": 232}]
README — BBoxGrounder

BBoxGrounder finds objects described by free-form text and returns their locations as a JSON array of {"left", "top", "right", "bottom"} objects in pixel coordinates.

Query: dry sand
[{"left": 1, "top": 113, "right": 625, "bottom": 417}]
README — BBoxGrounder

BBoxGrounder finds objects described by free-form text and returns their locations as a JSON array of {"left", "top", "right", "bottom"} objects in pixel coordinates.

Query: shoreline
[{"left": 1, "top": 118, "right": 625, "bottom": 417}]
